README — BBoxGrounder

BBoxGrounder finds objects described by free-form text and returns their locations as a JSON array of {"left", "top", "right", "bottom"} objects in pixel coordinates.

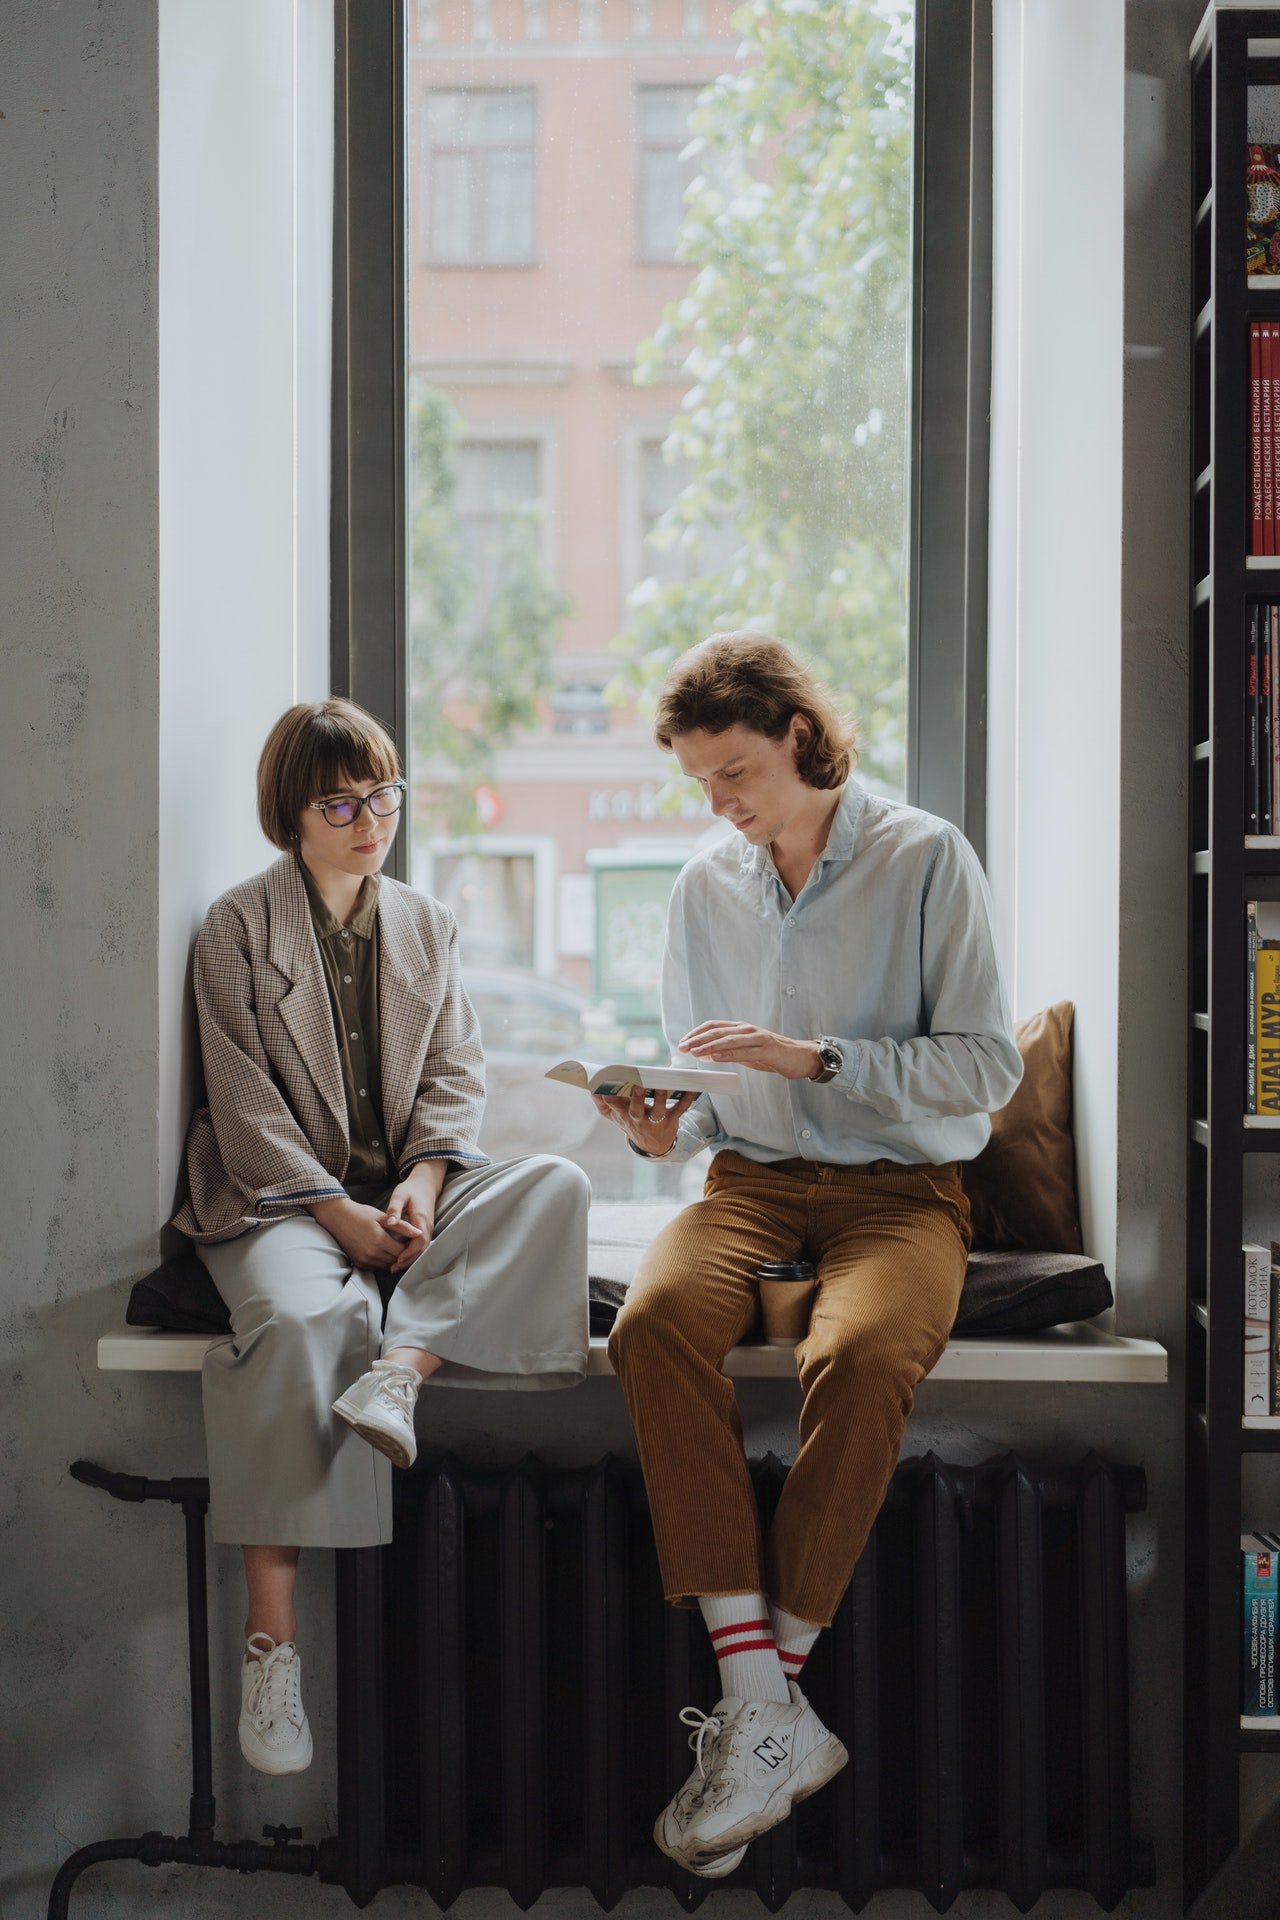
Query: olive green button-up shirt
[{"left": 297, "top": 859, "right": 395, "bottom": 1190}]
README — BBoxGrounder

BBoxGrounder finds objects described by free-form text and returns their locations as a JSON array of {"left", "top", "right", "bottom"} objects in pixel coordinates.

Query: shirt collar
[
  {"left": 296, "top": 855, "right": 381, "bottom": 942},
  {"left": 739, "top": 779, "right": 867, "bottom": 879}
]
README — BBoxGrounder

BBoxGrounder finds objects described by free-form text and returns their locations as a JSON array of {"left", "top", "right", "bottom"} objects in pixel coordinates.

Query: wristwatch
[{"left": 811, "top": 1036, "right": 844, "bottom": 1084}]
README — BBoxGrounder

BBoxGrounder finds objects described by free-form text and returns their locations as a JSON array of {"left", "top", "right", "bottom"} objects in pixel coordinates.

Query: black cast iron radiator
[{"left": 331, "top": 1451, "right": 1154, "bottom": 1914}]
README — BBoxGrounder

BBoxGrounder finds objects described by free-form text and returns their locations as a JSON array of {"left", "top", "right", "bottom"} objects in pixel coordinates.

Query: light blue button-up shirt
[{"left": 661, "top": 781, "right": 1023, "bottom": 1168}]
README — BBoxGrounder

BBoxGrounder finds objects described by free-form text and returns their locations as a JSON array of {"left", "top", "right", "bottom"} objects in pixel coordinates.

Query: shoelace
[
  {"left": 679, "top": 1705, "right": 726, "bottom": 1780},
  {"left": 371, "top": 1365, "right": 420, "bottom": 1417},
  {"left": 245, "top": 1634, "right": 302, "bottom": 1732}
]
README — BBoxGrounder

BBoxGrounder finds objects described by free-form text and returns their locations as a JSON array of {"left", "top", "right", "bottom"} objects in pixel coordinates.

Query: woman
[{"left": 173, "top": 698, "right": 589, "bottom": 1776}]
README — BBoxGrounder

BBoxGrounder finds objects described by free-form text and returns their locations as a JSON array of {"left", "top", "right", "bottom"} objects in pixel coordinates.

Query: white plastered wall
[
  {"left": 987, "top": 0, "right": 1126, "bottom": 1280},
  {"left": 158, "top": 0, "right": 333, "bottom": 1220}
]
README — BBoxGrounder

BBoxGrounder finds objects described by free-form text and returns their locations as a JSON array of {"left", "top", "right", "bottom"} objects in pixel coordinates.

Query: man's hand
[
  {"left": 592, "top": 1086, "right": 697, "bottom": 1159},
  {"left": 679, "top": 1021, "right": 823, "bottom": 1081}
]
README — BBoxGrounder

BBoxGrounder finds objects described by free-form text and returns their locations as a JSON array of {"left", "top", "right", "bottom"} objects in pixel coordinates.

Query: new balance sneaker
[
  {"left": 332, "top": 1359, "right": 421, "bottom": 1469},
  {"left": 654, "top": 1684, "right": 847, "bottom": 1867},
  {"left": 239, "top": 1634, "right": 313, "bottom": 1776}
]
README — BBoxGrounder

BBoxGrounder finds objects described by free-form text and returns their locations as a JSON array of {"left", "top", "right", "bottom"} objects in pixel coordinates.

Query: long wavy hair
[{"left": 653, "top": 632, "right": 858, "bottom": 790}]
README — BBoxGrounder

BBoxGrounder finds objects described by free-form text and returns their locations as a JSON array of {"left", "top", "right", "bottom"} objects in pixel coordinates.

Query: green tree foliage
[
  {"left": 618, "top": 0, "right": 913, "bottom": 790},
  {"left": 408, "top": 378, "right": 570, "bottom": 831}
]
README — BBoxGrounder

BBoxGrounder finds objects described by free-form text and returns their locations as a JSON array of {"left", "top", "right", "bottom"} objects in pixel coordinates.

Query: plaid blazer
[{"left": 172, "top": 854, "right": 487, "bottom": 1243}]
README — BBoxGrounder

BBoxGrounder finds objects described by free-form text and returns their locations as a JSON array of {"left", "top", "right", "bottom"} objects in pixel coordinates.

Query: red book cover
[
  {"left": 1265, "top": 323, "right": 1276, "bottom": 557},
  {"left": 1253, "top": 322, "right": 1265, "bottom": 555}
]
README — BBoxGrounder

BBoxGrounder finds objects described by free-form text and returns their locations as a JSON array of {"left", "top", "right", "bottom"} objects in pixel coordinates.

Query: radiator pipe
[{"left": 48, "top": 1829, "right": 320, "bottom": 1918}]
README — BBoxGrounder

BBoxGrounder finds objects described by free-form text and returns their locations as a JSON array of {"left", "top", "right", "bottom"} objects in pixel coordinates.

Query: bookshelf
[{"left": 1187, "top": 9, "right": 1280, "bottom": 1901}]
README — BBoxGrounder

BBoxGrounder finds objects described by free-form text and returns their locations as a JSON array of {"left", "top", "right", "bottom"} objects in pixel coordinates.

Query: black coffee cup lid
[{"left": 755, "top": 1259, "right": 816, "bottom": 1282}]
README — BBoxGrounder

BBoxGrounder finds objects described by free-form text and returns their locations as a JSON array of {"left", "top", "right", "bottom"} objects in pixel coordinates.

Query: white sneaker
[
  {"left": 332, "top": 1360, "right": 421, "bottom": 1469},
  {"left": 239, "top": 1634, "right": 313, "bottom": 1776},
  {"left": 654, "top": 1683, "right": 847, "bottom": 1867},
  {"left": 653, "top": 1737, "right": 748, "bottom": 1878}
]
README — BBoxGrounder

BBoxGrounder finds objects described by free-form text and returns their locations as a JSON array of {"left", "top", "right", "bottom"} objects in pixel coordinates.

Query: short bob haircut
[
  {"left": 653, "top": 631, "right": 858, "bottom": 791},
  {"left": 257, "top": 698, "right": 402, "bottom": 852}
]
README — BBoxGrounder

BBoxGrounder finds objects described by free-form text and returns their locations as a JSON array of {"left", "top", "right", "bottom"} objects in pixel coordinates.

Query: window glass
[{"left": 407, "top": 1, "right": 914, "bottom": 1202}]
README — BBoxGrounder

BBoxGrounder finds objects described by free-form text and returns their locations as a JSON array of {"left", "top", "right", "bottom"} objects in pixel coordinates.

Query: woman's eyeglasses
[{"left": 306, "top": 780, "right": 407, "bottom": 828}]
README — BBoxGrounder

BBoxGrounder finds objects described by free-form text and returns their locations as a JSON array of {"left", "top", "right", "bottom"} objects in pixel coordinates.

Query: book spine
[
  {"left": 1264, "top": 623, "right": 1273, "bottom": 837},
  {"left": 1271, "top": 1258, "right": 1280, "bottom": 1416},
  {"left": 1271, "top": 608, "right": 1279, "bottom": 832},
  {"left": 1243, "top": 1539, "right": 1280, "bottom": 1717},
  {"left": 1246, "top": 1244, "right": 1272, "bottom": 1419},
  {"left": 1266, "top": 323, "right": 1276, "bottom": 558},
  {"left": 1254, "top": 322, "right": 1265, "bottom": 556},
  {"left": 1249, "top": 900, "right": 1259, "bottom": 1112},
  {"left": 1260, "top": 943, "right": 1280, "bottom": 1114},
  {"left": 1249, "top": 605, "right": 1261, "bottom": 835}
]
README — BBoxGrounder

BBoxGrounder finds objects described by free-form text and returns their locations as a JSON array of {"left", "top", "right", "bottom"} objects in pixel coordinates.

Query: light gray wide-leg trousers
[{"left": 197, "top": 1153, "right": 590, "bottom": 1547}]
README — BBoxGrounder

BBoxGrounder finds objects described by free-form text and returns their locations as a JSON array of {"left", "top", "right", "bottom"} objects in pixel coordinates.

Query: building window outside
[
  {"left": 636, "top": 85, "right": 703, "bottom": 261},
  {"left": 455, "top": 439, "right": 543, "bottom": 625},
  {"left": 637, "top": 436, "right": 740, "bottom": 592},
  {"left": 424, "top": 89, "right": 536, "bottom": 264}
]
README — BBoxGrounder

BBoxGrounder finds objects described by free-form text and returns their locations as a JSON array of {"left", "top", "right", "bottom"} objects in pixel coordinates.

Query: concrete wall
[{"left": 0, "top": 0, "right": 1197, "bottom": 1915}]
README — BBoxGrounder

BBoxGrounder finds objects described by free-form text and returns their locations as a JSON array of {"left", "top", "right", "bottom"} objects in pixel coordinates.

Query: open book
[{"left": 544, "top": 1059, "right": 744, "bottom": 1098}]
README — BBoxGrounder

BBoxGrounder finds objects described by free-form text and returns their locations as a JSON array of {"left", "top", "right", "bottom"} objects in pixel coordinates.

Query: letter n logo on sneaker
[{"left": 753, "top": 1734, "right": 789, "bottom": 1770}]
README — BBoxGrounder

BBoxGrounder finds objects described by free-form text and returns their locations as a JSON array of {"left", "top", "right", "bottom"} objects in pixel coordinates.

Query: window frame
[{"left": 332, "top": 0, "right": 994, "bottom": 877}]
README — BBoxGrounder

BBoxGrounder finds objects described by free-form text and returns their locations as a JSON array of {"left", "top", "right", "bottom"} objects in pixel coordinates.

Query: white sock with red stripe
[
  {"left": 698, "top": 1592, "right": 790, "bottom": 1703},
  {"left": 769, "top": 1603, "right": 822, "bottom": 1683}
]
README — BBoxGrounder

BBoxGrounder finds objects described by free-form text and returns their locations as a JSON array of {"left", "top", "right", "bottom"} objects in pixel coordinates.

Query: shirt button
[
  {"left": 801, "top": 1129, "right": 812, "bottom": 1141},
  {"left": 349, "top": 1030, "right": 358, "bottom": 1040},
  {"left": 340, "top": 929, "right": 350, "bottom": 941},
  {"left": 343, "top": 974, "right": 353, "bottom": 984},
  {"left": 359, "top": 1088, "right": 367, "bottom": 1098},
  {"left": 785, "top": 986, "right": 796, "bottom": 997},
  {"left": 372, "top": 1140, "right": 381, "bottom": 1148}
]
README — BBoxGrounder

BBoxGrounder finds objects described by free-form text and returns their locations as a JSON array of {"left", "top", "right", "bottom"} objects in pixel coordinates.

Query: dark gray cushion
[
  {"left": 129, "top": 1243, "right": 1113, "bottom": 1343},
  {"left": 127, "top": 1250, "right": 229, "bottom": 1335},
  {"left": 587, "top": 1247, "right": 1112, "bottom": 1338}
]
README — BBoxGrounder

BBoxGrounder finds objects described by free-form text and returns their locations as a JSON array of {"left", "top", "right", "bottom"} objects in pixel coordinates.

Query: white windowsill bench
[{"left": 98, "top": 1323, "right": 1167, "bottom": 1385}]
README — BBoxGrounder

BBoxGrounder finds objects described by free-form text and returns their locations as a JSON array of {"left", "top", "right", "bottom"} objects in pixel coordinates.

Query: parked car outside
[{"left": 462, "top": 966, "right": 700, "bottom": 1202}]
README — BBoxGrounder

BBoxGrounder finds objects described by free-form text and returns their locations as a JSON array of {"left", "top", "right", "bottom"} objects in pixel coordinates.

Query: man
[{"left": 598, "top": 632, "right": 1022, "bottom": 1877}]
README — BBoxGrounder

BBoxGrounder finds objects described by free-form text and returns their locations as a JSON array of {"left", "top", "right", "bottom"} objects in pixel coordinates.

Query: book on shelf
[
  {"left": 1272, "top": 608, "right": 1280, "bottom": 832},
  {"left": 1243, "top": 1532, "right": 1280, "bottom": 1724},
  {"left": 1245, "top": 1243, "right": 1272, "bottom": 1420},
  {"left": 1248, "top": 322, "right": 1280, "bottom": 557},
  {"left": 1249, "top": 607, "right": 1262, "bottom": 835},
  {"left": 1248, "top": 144, "right": 1280, "bottom": 281},
  {"left": 1265, "top": 322, "right": 1275, "bottom": 559},
  {"left": 1247, "top": 902, "right": 1280, "bottom": 1117},
  {"left": 1264, "top": 616, "right": 1275, "bottom": 839},
  {"left": 1254, "top": 321, "right": 1265, "bottom": 554}
]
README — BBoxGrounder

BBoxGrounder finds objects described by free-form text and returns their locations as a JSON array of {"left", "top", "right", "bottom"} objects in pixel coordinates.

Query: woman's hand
[
  {"left": 310, "top": 1196, "right": 406, "bottom": 1272},
  {"left": 679, "top": 1021, "right": 822, "bottom": 1081},
  {"left": 380, "top": 1161, "right": 446, "bottom": 1275},
  {"left": 592, "top": 1087, "right": 697, "bottom": 1159}
]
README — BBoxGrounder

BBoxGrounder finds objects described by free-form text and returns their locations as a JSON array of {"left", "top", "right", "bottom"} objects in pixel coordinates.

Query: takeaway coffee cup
[{"left": 755, "top": 1258, "right": 817, "bottom": 1346}]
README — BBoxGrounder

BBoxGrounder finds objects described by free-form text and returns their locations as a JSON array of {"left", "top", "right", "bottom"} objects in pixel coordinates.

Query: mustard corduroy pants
[{"left": 608, "top": 1150, "right": 972, "bottom": 1626}]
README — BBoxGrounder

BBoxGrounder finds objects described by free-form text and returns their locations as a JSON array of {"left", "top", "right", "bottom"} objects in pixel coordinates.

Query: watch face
[{"left": 820, "top": 1040, "right": 842, "bottom": 1072}]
